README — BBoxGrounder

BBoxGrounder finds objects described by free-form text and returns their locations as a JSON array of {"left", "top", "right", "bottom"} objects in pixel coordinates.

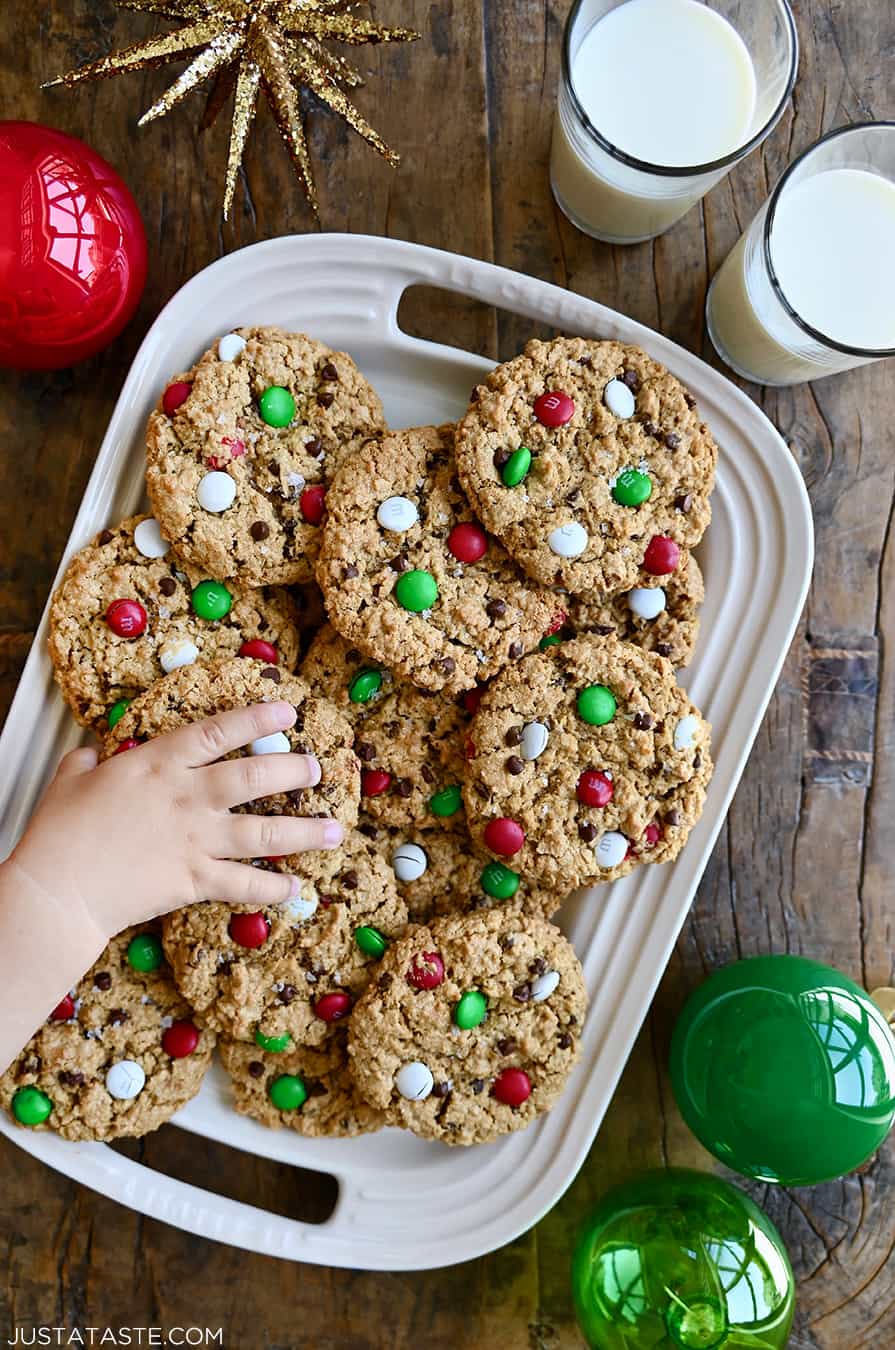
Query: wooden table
[{"left": 2, "top": 1, "right": 894, "bottom": 1344}]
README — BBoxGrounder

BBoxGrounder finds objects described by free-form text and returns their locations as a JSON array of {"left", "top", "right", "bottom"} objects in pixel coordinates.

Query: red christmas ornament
[
  {"left": 534, "top": 391, "right": 575, "bottom": 427},
  {"left": 483, "top": 817, "right": 525, "bottom": 857},
  {"left": 106, "top": 598, "right": 147, "bottom": 638},
  {"left": 492, "top": 1067, "right": 532, "bottom": 1107},
  {"left": 576, "top": 770, "right": 614, "bottom": 807},
  {"left": 49, "top": 994, "right": 75, "bottom": 1022},
  {"left": 314, "top": 991, "right": 352, "bottom": 1023},
  {"left": 162, "top": 381, "right": 192, "bottom": 416},
  {"left": 238, "top": 639, "right": 279, "bottom": 664},
  {"left": 228, "top": 911, "right": 270, "bottom": 949},
  {"left": 162, "top": 1020, "right": 200, "bottom": 1058},
  {"left": 448, "top": 522, "right": 488, "bottom": 563},
  {"left": 299, "top": 485, "right": 326, "bottom": 524},
  {"left": 361, "top": 768, "right": 392, "bottom": 797},
  {"left": 643, "top": 536, "right": 681, "bottom": 576},
  {"left": 0, "top": 122, "right": 147, "bottom": 371},
  {"left": 406, "top": 951, "right": 445, "bottom": 990}
]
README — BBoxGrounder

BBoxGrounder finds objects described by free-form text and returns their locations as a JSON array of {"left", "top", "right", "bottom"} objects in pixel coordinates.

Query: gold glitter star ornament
[{"left": 46, "top": 0, "right": 419, "bottom": 217}]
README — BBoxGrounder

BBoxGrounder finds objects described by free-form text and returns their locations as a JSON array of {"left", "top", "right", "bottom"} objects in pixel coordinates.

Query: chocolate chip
[
  {"left": 684, "top": 391, "right": 696, "bottom": 409},
  {"left": 378, "top": 973, "right": 393, "bottom": 991},
  {"left": 593, "top": 624, "right": 615, "bottom": 636},
  {"left": 305, "top": 438, "right": 323, "bottom": 455},
  {"left": 641, "top": 419, "right": 659, "bottom": 438},
  {"left": 578, "top": 821, "right": 597, "bottom": 842},
  {"left": 261, "top": 666, "right": 281, "bottom": 682},
  {"left": 470, "top": 385, "right": 481, "bottom": 403},
  {"left": 356, "top": 741, "right": 375, "bottom": 761},
  {"left": 344, "top": 564, "right": 359, "bottom": 579},
  {"left": 505, "top": 725, "right": 523, "bottom": 747},
  {"left": 471, "top": 1078, "right": 485, "bottom": 1094},
  {"left": 98, "top": 529, "right": 114, "bottom": 545},
  {"left": 493, "top": 448, "right": 511, "bottom": 469},
  {"left": 558, "top": 1033, "right": 573, "bottom": 1049},
  {"left": 219, "top": 959, "right": 233, "bottom": 977},
  {"left": 530, "top": 957, "right": 547, "bottom": 976},
  {"left": 442, "top": 657, "right": 456, "bottom": 674},
  {"left": 497, "top": 1037, "right": 517, "bottom": 1055},
  {"left": 665, "top": 809, "right": 681, "bottom": 827},
  {"left": 500, "top": 935, "right": 516, "bottom": 950},
  {"left": 693, "top": 752, "right": 702, "bottom": 770},
  {"left": 107, "top": 1008, "right": 129, "bottom": 1026},
  {"left": 395, "top": 779, "right": 412, "bottom": 799},
  {"left": 342, "top": 870, "right": 359, "bottom": 889},
  {"left": 656, "top": 643, "right": 672, "bottom": 658},
  {"left": 513, "top": 983, "right": 532, "bottom": 1003},
  {"left": 94, "top": 972, "right": 111, "bottom": 991},
  {"left": 578, "top": 356, "right": 593, "bottom": 367},
  {"left": 320, "top": 362, "right": 339, "bottom": 381},
  {"left": 58, "top": 1070, "right": 85, "bottom": 1087},
  {"left": 621, "top": 369, "right": 640, "bottom": 392},
  {"left": 421, "top": 764, "right": 435, "bottom": 785},
  {"left": 508, "top": 641, "right": 524, "bottom": 659},
  {"left": 278, "top": 985, "right": 296, "bottom": 1005},
  {"left": 633, "top": 712, "right": 653, "bottom": 730},
  {"left": 566, "top": 486, "right": 581, "bottom": 503},
  {"left": 267, "top": 458, "right": 279, "bottom": 474},
  {"left": 317, "top": 391, "right": 334, "bottom": 408},
  {"left": 250, "top": 520, "right": 270, "bottom": 541},
  {"left": 506, "top": 755, "right": 525, "bottom": 775},
  {"left": 431, "top": 1080, "right": 450, "bottom": 1098},
  {"left": 359, "top": 822, "right": 378, "bottom": 839},
  {"left": 675, "top": 493, "right": 693, "bottom": 514},
  {"left": 390, "top": 553, "right": 409, "bottom": 573},
  {"left": 486, "top": 599, "right": 506, "bottom": 619},
  {"left": 248, "top": 1061, "right": 265, "bottom": 1079},
  {"left": 664, "top": 432, "right": 681, "bottom": 450},
  {"left": 158, "top": 576, "right": 176, "bottom": 596}
]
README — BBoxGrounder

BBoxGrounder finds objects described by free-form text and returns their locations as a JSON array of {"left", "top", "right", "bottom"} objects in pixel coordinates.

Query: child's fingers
[
  {"left": 198, "top": 860, "right": 305, "bottom": 908},
  {"left": 55, "top": 746, "right": 99, "bottom": 779},
  {"left": 204, "top": 752, "right": 321, "bottom": 809},
  {"left": 216, "top": 814, "right": 344, "bottom": 859},
  {"left": 159, "top": 701, "right": 298, "bottom": 767}
]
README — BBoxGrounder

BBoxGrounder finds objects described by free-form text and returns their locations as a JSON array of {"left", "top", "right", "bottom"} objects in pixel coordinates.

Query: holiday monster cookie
[
  {"left": 0, "top": 925, "right": 214, "bottom": 1140},
  {"left": 315, "top": 425, "right": 561, "bottom": 693},
  {"left": 302, "top": 626, "right": 467, "bottom": 829},
  {"left": 463, "top": 635, "right": 712, "bottom": 891},
  {"left": 348, "top": 909, "right": 586, "bottom": 1145},
  {"left": 105, "top": 657, "right": 359, "bottom": 879},
  {"left": 162, "top": 832, "right": 407, "bottom": 1047},
  {"left": 220, "top": 1030, "right": 385, "bottom": 1137},
  {"left": 455, "top": 338, "right": 717, "bottom": 595},
  {"left": 48, "top": 514, "right": 303, "bottom": 729},
  {"left": 555, "top": 548, "right": 704, "bottom": 669},
  {"left": 145, "top": 326, "right": 386, "bottom": 587}
]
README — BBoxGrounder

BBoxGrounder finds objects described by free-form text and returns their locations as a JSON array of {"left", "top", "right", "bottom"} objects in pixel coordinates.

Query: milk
[
  {"left": 707, "top": 168, "right": 895, "bottom": 383},
  {"left": 551, "top": 0, "right": 758, "bottom": 242}
]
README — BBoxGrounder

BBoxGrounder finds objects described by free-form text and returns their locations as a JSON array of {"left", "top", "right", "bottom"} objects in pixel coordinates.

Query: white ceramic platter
[{"left": 0, "top": 234, "right": 813, "bottom": 1270}]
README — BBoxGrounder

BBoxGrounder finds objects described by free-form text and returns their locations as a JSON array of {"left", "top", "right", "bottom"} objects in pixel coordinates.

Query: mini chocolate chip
[
  {"left": 471, "top": 1078, "right": 485, "bottom": 1094},
  {"left": 158, "top": 576, "right": 176, "bottom": 596},
  {"left": 633, "top": 712, "right": 653, "bottom": 730},
  {"left": 505, "top": 725, "right": 523, "bottom": 747},
  {"left": 320, "top": 362, "right": 339, "bottom": 381},
  {"left": 94, "top": 972, "right": 111, "bottom": 991},
  {"left": 344, "top": 564, "right": 359, "bottom": 579},
  {"left": 530, "top": 957, "right": 547, "bottom": 976},
  {"left": 421, "top": 764, "right": 435, "bottom": 784},
  {"left": 317, "top": 391, "right": 334, "bottom": 409},
  {"left": 486, "top": 599, "right": 507, "bottom": 619},
  {"left": 500, "top": 935, "right": 516, "bottom": 949},
  {"left": 665, "top": 809, "right": 681, "bottom": 827},
  {"left": 356, "top": 741, "right": 376, "bottom": 761},
  {"left": 684, "top": 391, "right": 696, "bottom": 408},
  {"left": 513, "top": 983, "right": 532, "bottom": 1003},
  {"left": 305, "top": 438, "right": 323, "bottom": 455},
  {"left": 261, "top": 667, "right": 281, "bottom": 682},
  {"left": 578, "top": 356, "right": 593, "bottom": 367},
  {"left": 98, "top": 529, "right": 114, "bottom": 545},
  {"left": 59, "top": 1070, "right": 85, "bottom": 1086},
  {"left": 359, "top": 823, "right": 378, "bottom": 839},
  {"left": 506, "top": 756, "right": 525, "bottom": 775},
  {"left": 497, "top": 1037, "right": 517, "bottom": 1055},
  {"left": 250, "top": 520, "right": 270, "bottom": 541},
  {"left": 656, "top": 643, "right": 672, "bottom": 658},
  {"left": 378, "top": 972, "right": 393, "bottom": 991},
  {"left": 594, "top": 624, "right": 615, "bottom": 637},
  {"left": 267, "top": 458, "right": 279, "bottom": 474},
  {"left": 693, "top": 752, "right": 702, "bottom": 770},
  {"left": 248, "top": 1061, "right": 265, "bottom": 1079},
  {"left": 641, "top": 419, "right": 659, "bottom": 438},
  {"left": 558, "top": 1033, "right": 573, "bottom": 1049},
  {"left": 395, "top": 779, "right": 412, "bottom": 798},
  {"left": 279, "top": 985, "right": 296, "bottom": 1005},
  {"left": 493, "top": 448, "right": 511, "bottom": 469},
  {"left": 664, "top": 432, "right": 681, "bottom": 450},
  {"left": 108, "top": 1009, "right": 129, "bottom": 1026},
  {"left": 219, "top": 959, "right": 233, "bottom": 976},
  {"left": 622, "top": 369, "right": 640, "bottom": 392},
  {"left": 508, "top": 641, "right": 524, "bottom": 659},
  {"left": 342, "top": 870, "right": 359, "bottom": 889},
  {"left": 675, "top": 493, "right": 693, "bottom": 513},
  {"left": 578, "top": 821, "right": 597, "bottom": 842},
  {"left": 566, "top": 486, "right": 581, "bottom": 503},
  {"left": 390, "top": 553, "right": 410, "bottom": 573},
  {"left": 441, "top": 657, "right": 456, "bottom": 674},
  {"left": 431, "top": 1081, "right": 450, "bottom": 1098}
]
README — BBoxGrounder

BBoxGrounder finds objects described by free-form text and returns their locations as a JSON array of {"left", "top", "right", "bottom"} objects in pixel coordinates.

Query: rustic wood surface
[{"left": 1, "top": 0, "right": 894, "bottom": 1345}]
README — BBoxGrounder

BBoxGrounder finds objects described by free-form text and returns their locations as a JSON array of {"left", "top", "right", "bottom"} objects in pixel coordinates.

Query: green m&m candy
[
  {"left": 395, "top": 569, "right": 438, "bottom": 613},
  {"left": 348, "top": 668, "right": 382, "bottom": 703},
  {"left": 577, "top": 684, "right": 617, "bottom": 726},
  {"left": 354, "top": 925, "right": 388, "bottom": 959},
  {"left": 126, "top": 932, "right": 164, "bottom": 973},
  {"left": 259, "top": 385, "right": 296, "bottom": 428},
  {"left": 191, "top": 579, "right": 232, "bottom": 621},
  {"left": 255, "top": 1029, "right": 292, "bottom": 1053},
  {"left": 268, "top": 1073, "right": 308, "bottom": 1111},
  {"left": 480, "top": 861, "right": 519, "bottom": 900},
  {"left": 108, "top": 698, "right": 131, "bottom": 730},
  {"left": 501, "top": 447, "right": 531, "bottom": 487},
  {"left": 612, "top": 468, "right": 652, "bottom": 507},
  {"left": 454, "top": 989, "right": 488, "bottom": 1030},
  {"left": 430, "top": 784, "right": 462, "bottom": 817},
  {"left": 540, "top": 633, "right": 563, "bottom": 650},
  {"left": 12, "top": 1086, "right": 53, "bottom": 1126}
]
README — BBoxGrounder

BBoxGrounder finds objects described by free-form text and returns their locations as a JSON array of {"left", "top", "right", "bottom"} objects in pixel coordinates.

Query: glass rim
[
  {"left": 561, "top": 0, "right": 799, "bottom": 179},
  {"left": 761, "top": 120, "right": 895, "bottom": 358}
]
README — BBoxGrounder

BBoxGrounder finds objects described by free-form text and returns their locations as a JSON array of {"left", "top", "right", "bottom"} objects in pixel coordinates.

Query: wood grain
[{"left": 2, "top": 0, "right": 895, "bottom": 1345}]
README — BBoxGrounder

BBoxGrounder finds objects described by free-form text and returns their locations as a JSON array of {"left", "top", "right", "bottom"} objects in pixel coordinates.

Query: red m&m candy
[
  {"left": 576, "top": 770, "right": 614, "bottom": 807},
  {"left": 448, "top": 522, "right": 488, "bottom": 563},
  {"left": 546, "top": 610, "right": 568, "bottom": 636},
  {"left": 228, "top": 911, "right": 270, "bottom": 949},
  {"left": 315, "top": 992, "right": 352, "bottom": 1023},
  {"left": 239, "top": 639, "right": 279, "bottom": 664},
  {"left": 492, "top": 1067, "right": 531, "bottom": 1107},
  {"left": 362, "top": 768, "right": 392, "bottom": 797},
  {"left": 643, "top": 536, "right": 680, "bottom": 575},
  {"left": 643, "top": 822, "right": 662, "bottom": 847},
  {"left": 299, "top": 485, "right": 326, "bottom": 525},
  {"left": 162, "top": 382, "right": 192, "bottom": 416},
  {"left": 463, "top": 686, "right": 485, "bottom": 715},
  {"left": 114, "top": 738, "right": 141, "bottom": 755},
  {"left": 534, "top": 391, "right": 575, "bottom": 428},
  {"left": 406, "top": 951, "right": 445, "bottom": 991},
  {"left": 49, "top": 994, "right": 75, "bottom": 1022},
  {"left": 106, "top": 598, "right": 147, "bottom": 639},
  {"left": 162, "top": 1020, "right": 200, "bottom": 1058},
  {"left": 483, "top": 817, "right": 525, "bottom": 857}
]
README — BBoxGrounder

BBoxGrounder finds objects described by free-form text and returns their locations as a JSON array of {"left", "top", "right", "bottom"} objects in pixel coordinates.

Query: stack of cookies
[{"left": 3, "top": 328, "right": 715, "bottom": 1148}]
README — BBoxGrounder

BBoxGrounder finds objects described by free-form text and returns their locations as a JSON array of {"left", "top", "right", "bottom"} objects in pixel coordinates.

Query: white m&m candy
[
  {"left": 250, "top": 731, "right": 291, "bottom": 756},
  {"left": 105, "top": 1059, "right": 146, "bottom": 1100},
  {"left": 396, "top": 1061, "right": 434, "bottom": 1101},
  {"left": 521, "top": 721, "right": 549, "bottom": 761},
  {"left": 281, "top": 892, "right": 319, "bottom": 923},
  {"left": 197, "top": 471, "right": 237, "bottom": 513},
  {"left": 218, "top": 332, "right": 247, "bottom": 362},
  {"left": 133, "top": 517, "right": 169, "bottom": 559},
  {"left": 674, "top": 714, "right": 700, "bottom": 750},
  {"left": 628, "top": 586, "right": 666, "bottom": 620},
  {"left": 603, "top": 378, "right": 636, "bottom": 419},
  {"left": 159, "top": 638, "right": 199, "bottom": 674},
  {"left": 548, "top": 522, "right": 588, "bottom": 558},
  {"left": 595, "top": 831, "right": 628, "bottom": 869},
  {"left": 392, "top": 842, "right": 427, "bottom": 882},
  {"left": 377, "top": 496, "right": 419, "bottom": 532},
  {"left": 530, "top": 969, "right": 560, "bottom": 1002}
]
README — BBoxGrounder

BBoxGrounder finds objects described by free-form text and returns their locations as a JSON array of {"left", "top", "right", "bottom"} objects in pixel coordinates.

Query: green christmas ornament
[
  {"left": 268, "top": 1073, "right": 307, "bottom": 1111},
  {"left": 348, "top": 668, "right": 382, "bottom": 703},
  {"left": 259, "top": 385, "right": 296, "bottom": 427},
  {"left": 613, "top": 468, "right": 652, "bottom": 507},
  {"left": 454, "top": 989, "right": 488, "bottom": 1029},
  {"left": 430, "top": 784, "right": 462, "bottom": 817},
  {"left": 126, "top": 932, "right": 164, "bottom": 973},
  {"left": 107, "top": 698, "right": 131, "bottom": 730},
  {"left": 255, "top": 1029, "right": 292, "bottom": 1053},
  {"left": 670, "top": 956, "right": 895, "bottom": 1186},
  {"left": 12, "top": 1085, "right": 53, "bottom": 1127},
  {"left": 501, "top": 446, "right": 532, "bottom": 487},
  {"left": 480, "top": 861, "right": 519, "bottom": 900},
  {"left": 354, "top": 925, "right": 388, "bottom": 959},
  {"left": 577, "top": 684, "right": 617, "bottom": 726},
  {"left": 395, "top": 569, "right": 438, "bottom": 612},
  {"left": 191, "top": 579, "right": 232, "bottom": 621},
  {"left": 571, "top": 1169, "right": 795, "bottom": 1350}
]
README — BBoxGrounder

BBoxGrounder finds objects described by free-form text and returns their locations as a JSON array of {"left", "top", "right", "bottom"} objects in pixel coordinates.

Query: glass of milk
[
  {"left": 706, "top": 123, "right": 895, "bottom": 384},
  {"left": 551, "top": 0, "right": 798, "bottom": 244}
]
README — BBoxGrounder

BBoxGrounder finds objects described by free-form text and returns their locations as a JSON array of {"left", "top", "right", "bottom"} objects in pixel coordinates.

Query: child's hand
[{"left": 9, "top": 700, "right": 344, "bottom": 940}]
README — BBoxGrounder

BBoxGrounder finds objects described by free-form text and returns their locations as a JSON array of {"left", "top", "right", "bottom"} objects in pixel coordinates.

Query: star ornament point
[{"left": 46, "top": 0, "right": 420, "bottom": 217}]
